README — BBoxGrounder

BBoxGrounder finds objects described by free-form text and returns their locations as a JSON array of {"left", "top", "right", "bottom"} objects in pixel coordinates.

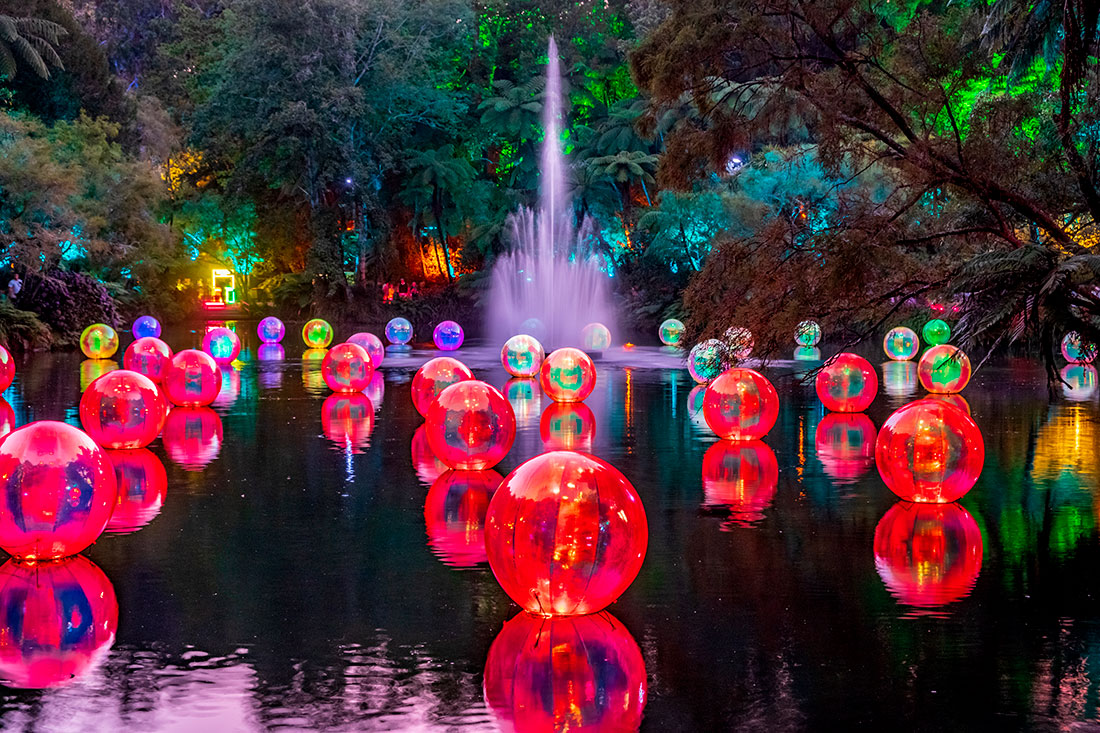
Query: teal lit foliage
[{"left": 176, "top": 195, "right": 261, "bottom": 280}]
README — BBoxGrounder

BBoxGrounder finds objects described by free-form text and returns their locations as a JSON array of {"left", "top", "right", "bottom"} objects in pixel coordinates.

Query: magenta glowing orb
[
  {"left": 411, "top": 357, "right": 474, "bottom": 417},
  {"left": 433, "top": 320, "right": 464, "bottom": 350},
  {"left": 163, "top": 349, "right": 222, "bottom": 407},
  {"left": 815, "top": 352, "right": 878, "bottom": 412},
  {"left": 257, "top": 316, "right": 285, "bottom": 344},
  {"left": 425, "top": 380, "right": 516, "bottom": 470},
  {"left": 79, "top": 369, "right": 168, "bottom": 449},
  {"left": 202, "top": 326, "right": 242, "bottom": 364},
  {"left": 702, "top": 368, "right": 780, "bottom": 440},
  {"left": 347, "top": 332, "right": 384, "bottom": 368}
]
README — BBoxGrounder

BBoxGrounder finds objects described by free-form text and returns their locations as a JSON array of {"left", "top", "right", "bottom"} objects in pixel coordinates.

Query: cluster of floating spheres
[
  {"left": 385, "top": 317, "right": 413, "bottom": 349},
  {"left": 202, "top": 326, "right": 241, "bottom": 364},
  {"left": 79, "top": 370, "right": 167, "bottom": 449},
  {"left": 433, "top": 320, "right": 464, "bottom": 351},
  {"left": 539, "top": 347, "right": 597, "bottom": 402},
  {"left": 917, "top": 344, "right": 971, "bottom": 393},
  {"left": 257, "top": 316, "right": 285, "bottom": 344},
  {"left": 922, "top": 318, "right": 951, "bottom": 346},
  {"left": 1061, "top": 331, "right": 1096, "bottom": 364},
  {"left": 883, "top": 327, "right": 919, "bottom": 361},
  {"left": 795, "top": 320, "right": 821, "bottom": 347},
  {"left": 80, "top": 323, "right": 119, "bottom": 359},
  {"left": 703, "top": 368, "right": 779, "bottom": 440},
  {"left": 426, "top": 380, "right": 516, "bottom": 470},
  {"left": 321, "top": 343, "right": 374, "bottom": 392},
  {"left": 816, "top": 353, "right": 878, "bottom": 412},
  {"left": 302, "top": 318, "right": 334, "bottom": 349},
  {"left": 411, "top": 357, "right": 473, "bottom": 416},
  {"left": 501, "top": 334, "right": 545, "bottom": 378},
  {"left": 132, "top": 315, "right": 161, "bottom": 339},
  {"left": 688, "top": 339, "right": 728, "bottom": 384},
  {"left": 659, "top": 318, "right": 685, "bottom": 348},
  {"left": 581, "top": 322, "right": 611, "bottom": 352}
]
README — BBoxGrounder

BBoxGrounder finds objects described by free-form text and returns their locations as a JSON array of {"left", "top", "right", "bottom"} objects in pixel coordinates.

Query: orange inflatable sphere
[
  {"left": 321, "top": 342, "right": 373, "bottom": 392},
  {"left": 104, "top": 448, "right": 168, "bottom": 535},
  {"left": 411, "top": 357, "right": 474, "bottom": 416},
  {"left": 425, "top": 380, "right": 515, "bottom": 470},
  {"left": 702, "top": 368, "right": 780, "bottom": 440},
  {"left": 162, "top": 407, "right": 223, "bottom": 471},
  {"left": 123, "top": 337, "right": 172, "bottom": 382},
  {"left": 79, "top": 369, "right": 167, "bottom": 449},
  {"left": 163, "top": 349, "right": 222, "bottom": 407},
  {"left": 539, "top": 401, "right": 596, "bottom": 452},
  {"left": 321, "top": 393, "right": 374, "bottom": 453},
  {"left": 424, "top": 469, "right": 502, "bottom": 567},
  {"left": 815, "top": 412, "right": 876, "bottom": 482},
  {"left": 0, "top": 345, "right": 14, "bottom": 392},
  {"left": 917, "top": 344, "right": 972, "bottom": 393},
  {"left": 701, "top": 440, "right": 778, "bottom": 525},
  {"left": 875, "top": 398, "right": 984, "bottom": 502},
  {"left": 484, "top": 451, "right": 647, "bottom": 616},
  {"left": 539, "top": 347, "right": 597, "bottom": 403},
  {"left": 815, "top": 352, "right": 878, "bottom": 412}
]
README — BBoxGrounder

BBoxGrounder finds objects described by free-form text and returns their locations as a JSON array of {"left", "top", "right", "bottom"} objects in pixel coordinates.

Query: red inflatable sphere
[
  {"left": 0, "top": 555, "right": 118, "bottom": 688},
  {"left": 425, "top": 380, "right": 516, "bottom": 470},
  {"left": 815, "top": 412, "right": 877, "bottom": 482},
  {"left": 162, "top": 407, "right": 223, "bottom": 471},
  {"left": 79, "top": 369, "right": 167, "bottom": 449},
  {"left": 104, "top": 448, "right": 168, "bottom": 535},
  {"left": 484, "top": 611, "right": 647, "bottom": 733},
  {"left": 875, "top": 398, "right": 984, "bottom": 502},
  {"left": 201, "top": 326, "right": 241, "bottom": 364},
  {"left": 423, "top": 469, "right": 502, "bottom": 567},
  {"left": 539, "top": 348, "right": 597, "bottom": 403},
  {"left": 0, "top": 421, "right": 117, "bottom": 561},
  {"left": 411, "top": 357, "right": 474, "bottom": 417},
  {"left": 701, "top": 440, "right": 778, "bottom": 525},
  {"left": 321, "top": 393, "right": 375, "bottom": 453},
  {"left": 321, "top": 342, "right": 374, "bottom": 393},
  {"left": 163, "top": 349, "right": 222, "bottom": 407},
  {"left": 485, "top": 451, "right": 648, "bottom": 616},
  {"left": 815, "top": 352, "right": 878, "bottom": 412},
  {"left": 539, "top": 401, "right": 596, "bottom": 452},
  {"left": 123, "top": 337, "right": 173, "bottom": 383},
  {"left": 0, "top": 345, "right": 14, "bottom": 392},
  {"left": 873, "top": 501, "right": 983, "bottom": 611},
  {"left": 702, "top": 368, "right": 780, "bottom": 440},
  {"left": 411, "top": 424, "right": 448, "bottom": 485}
]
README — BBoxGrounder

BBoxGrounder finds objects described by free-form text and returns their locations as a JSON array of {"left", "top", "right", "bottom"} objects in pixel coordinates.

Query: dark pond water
[{"left": 0, "top": 323, "right": 1098, "bottom": 731}]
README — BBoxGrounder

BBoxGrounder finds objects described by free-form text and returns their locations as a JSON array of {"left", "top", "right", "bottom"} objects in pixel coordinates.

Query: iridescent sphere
[
  {"left": 875, "top": 398, "right": 984, "bottom": 502},
  {"left": 815, "top": 352, "right": 878, "bottom": 412},
  {"left": 257, "top": 316, "right": 285, "bottom": 344},
  {"left": 581, "top": 322, "right": 611, "bottom": 352},
  {"left": 411, "top": 356, "right": 473, "bottom": 416},
  {"left": 701, "top": 440, "right": 778, "bottom": 526},
  {"left": 539, "top": 401, "right": 596, "bottom": 452},
  {"left": 659, "top": 318, "right": 685, "bottom": 348},
  {"left": 79, "top": 370, "right": 167, "bottom": 449},
  {"left": 123, "top": 337, "right": 172, "bottom": 383},
  {"left": 385, "top": 317, "right": 413, "bottom": 346},
  {"left": 501, "top": 334, "right": 545, "bottom": 378},
  {"left": 424, "top": 469, "right": 502, "bottom": 567},
  {"left": 321, "top": 393, "right": 374, "bottom": 453},
  {"left": 883, "top": 327, "right": 919, "bottom": 361},
  {"left": 163, "top": 349, "right": 222, "bottom": 406},
  {"left": 432, "top": 320, "right": 464, "bottom": 351},
  {"left": 201, "top": 326, "right": 241, "bottom": 364},
  {"left": 483, "top": 612, "right": 647, "bottom": 732},
  {"left": 0, "top": 421, "right": 117, "bottom": 560},
  {"left": 425, "top": 380, "right": 516, "bottom": 470},
  {"left": 815, "top": 412, "right": 877, "bottom": 483},
  {"left": 702, "top": 368, "right": 780, "bottom": 440},
  {"left": 874, "top": 502, "right": 983, "bottom": 611},
  {"left": 1061, "top": 364, "right": 1097, "bottom": 401},
  {"left": 795, "top": 320, "right": 821, "bottom": 347},
  {"left": 104, "top": 448, "right": 167, "bottom": 535},
  {"left": 321, "top": 342, "right": 373, "bottom": 393},
  {"left": 79, "top": 324, "right": 119, "bottom": 359},
  {"left": 162, "top": 407, "right": 222, "bottom": 471},
  {"left": 0, "top": 345, "right": 14, "bottom": 392},
  {"left": 539, "top": 347, "right": 597, "bottom": 403},
  {"left": 484, "top": 451, "right": 648, "bottom": 616},
  {"left": 1061, "top": 331, "right": 1097, "bottom": 364},
  {"left": 922, "top": 318, "right": 951, "bottom": 346},
  {"left": 302, "top": 318, "right": 334, "bottom": 349},
  {"left": 724, "top": 327, "right": 754, "bottom": 360},
  {"left": 917, "top": 344, "right": 972, "bottom": 393},
  {"left": 347, "top": 332, "right": 384, "bottom": 367},
  {"left": 688, "top": 339, "right": 729, "bottom": 384},
  {"left": 131, "top": 315, "right": 161, "bottom": 339},
  {"left": 0, "top": 556, "right": 118, "bottom": 689},
  {"left": 411, "top": 424, "right": 448, "bottom": 486}
]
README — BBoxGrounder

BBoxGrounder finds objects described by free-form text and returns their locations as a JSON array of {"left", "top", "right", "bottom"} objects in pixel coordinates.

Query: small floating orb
[
  {"left": 79, "top": 324, "right": 119, "bottom": 359},
  {"left": 131, "top": 315, "right": 161, "bottom": 339},
  {"left": 483, "top": 611, "right": 647, "bottom": 732},
  {"left": 917, "top": 344, "right": 972, "bottom": 393},
  {"left": 104, "top": 448, "right": 167, "bottom": 535},
  {"left": 432, "top": 320, "right": 464, "bottom": 351},
  {"left": 321, "top": 393, "right": 375, "bottom": 453},
  {"left": 302, "top": 318, "right": 334, "bottom": 348},
  {"left": 424, "top": 469, "right": 502, "bottom": 568},
  {"left": 875, "top": 398, "right": 984, "bottom": 502},
  {"left": 347, "top": 332, "right": 384, "bottom": 368},
  {"left": 874, "top": 502, "right": 984, "bottom": 611},
  {"left": 815, "top": 412, "right": 877, "bottom": 483},
  {"left": 815, "top": 352, "right": 878, "bottom": 412},
  {"left": 384, "top": 317, "right": 413, "bottom": 346},
  {"left": 520, "top": 317, "right": 545, "bottom": 340},
  {"left": 201, "top": 326, "right": 241, "bottom": 364},
  {"left": 162, "top": 349, "right": 222, "bottom": 406},
  {"left": 321, "top": 342, "right": 374, "bottom": 393},
  {"left": 257, "top": 343, "right": 285, "bottom": 362},
  {"left": 921, "top": 318, "right": 951, "bottom": 346},
  {"left": 485, "top": 451, "right": 648, "bottom": 616},
  {"left": 539, "top": 401, "right": 596, "bottom": 452},
  {"left": 411, "top": 357, "right": 474, "bottom": 416},
  {"left": 539, "top": 347, "right": 597, "bottom": 403},
  {"left": 123, "top": 337, "right": 172, "bottom": 383},
  {"left": 0, "top": 556, "right": 118, "bottom": 689},
  {"left": 1061, "top": 331, "right": 1097, "bottom": 364},
  {"left": 257, "top": 316, "right": 285, "bottom": 344},
  {"left": 79, "top": 370, "right": 167, "bottom": 449},
  {"left": 723, "top": 327, "right": 754, "bottom": 360},
  {"left": 659, "top": 318, "right": 685, "bottom": 347},
  {"left": 0, "top": 345, "right": 14, "bottom": 392},
  {"left": 794, "top": 346, "right": 821, "bottom": 361},
  {"left": 581, "top": 322, "right": 611, "bottom": 352},
  {"left": 795, "top": 320, "right": 821, "bottom": 347},
  {"left": 702, "top": 368, "right": 780, "bottom": 440},
  {"left": 1061, "top": 364, "right": 1097, "bottom": 401},
  {"left": 701, "top": 440, "right": 778, "bottom": 526},
  {"left": 501, "top": 334, "right": 545, "bottom": 378},
  {"left": 411, "top": 424, "right": 448, "bottom": 485},
  {"left": 162, "top": 407, "right": 223, "bottom": 471},
  {"left": 503, "top": 378, "right": 541, "bottom": 425},
  {"left": 688, "top": 339, "right": 729, "bottom": 384},
  {"left": 0, "top": 421, "right": 117, "bottom": 560},
  {"left": 426, "top": 381, "right": 516, "bottom": 470},
  {"left": 883, "top": 327, "right": 919, "bottom": 361},
  {"left": 882, "top": 360, "right": 918, "bottom": 396}
]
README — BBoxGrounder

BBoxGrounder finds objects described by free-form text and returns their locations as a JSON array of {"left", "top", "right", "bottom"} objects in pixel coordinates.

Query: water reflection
[
  {"left": 423, "top": 469, "right": 501, "bottom": 567},
  {"left": 503, "top": 378, "right": 541, "bottom": 427},
  {"left": 539, "top": 401, "right": 596, "bottom": 452},
  {"left": 162, "top": 407, "right": 224, "bottom": 471},
  {"left": 301, "top": 349, "right": 327, "bottom": 395},
  {"left": 815, "top": 412, "right": 876, "bottom": 484},
  {"left": 257, "top": 343, "right": 285, "bottom": 362},
  {"left": 927, "top": 393, "right": 971, "bottom": 414},
  {"left": 79, "top": 359, "right": 117, "bottom": 392},
  {"left": 105, "top": 448, "right": 168, "bottom": 535},
  {"left": 794, "top": 346, "right": 821, "bottom": 361},
  {"left": 687, "top": 384, "right": 709, "bottom": 434},
  {"left": 881, "top": 360, "right": 917, "bottom": 398},
  {"left": 701, "top": 440, "right": 778, "bottom": 527},
  {"left": 364, "top": 372, "right": 385, "bottom": 410},
  {"left": 320, "top": 393, "right": 374, "bottom": 454},
  {"left": 214, "top": 365, "right": 241, "bottom": 409},
  {"left": 1060, "top": 364, "right": 1097, "bottom": 402},
  {"left": 411, "top": 424, "right": 447, "bottom": 486}
]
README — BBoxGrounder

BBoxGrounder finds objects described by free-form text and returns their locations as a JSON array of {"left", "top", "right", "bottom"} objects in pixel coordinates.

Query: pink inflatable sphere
[
  {"left": 411, "top": 357, "right": 474, "bottom": 417},
  {"left": 257, "top": 316, "right": 285, "bottom": 344},
  {"left": 79, "top": 370, "right": 167, "bottom": 449},
  {"left": 0, "top": 421, "right": 117, "bottom": 560},
  {"left": 702, "top": 368, "right": 780, "bottom": 440},
  {"left": 425, "top": 380, "right": 516, "bottom": 470},
  {"left": 163, "top": 349, "right": 222, "bottom": 406},
  {"left": 539, "top": 347, "right": 596, "bottom": 403},
  {"left": 202, "top": 326, "right": 241, "bottom": 364},
  {"left": 123, "top": 337, "right": 172, "bottom": 382},
  {"left": 0, "top": 345, "right": 14, "bottom": 392},
  {"left": 321, "top": 342, "right": 373, "bottom": 392},
  {"left": 347, "top": 332, "right": 384, "bottom": 368},
  {"left": 815, "top": 352, "right": 878, "bottom": 412}
]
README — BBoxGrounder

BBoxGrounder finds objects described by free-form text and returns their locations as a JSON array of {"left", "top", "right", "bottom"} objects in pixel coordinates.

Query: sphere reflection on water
[
  {"left": 424, "top": 469, "right": 501, "bottom": 567},
  {"left": 881, "top": 360, "right": 917, "bottom": 397},
  {"left": 1060, "top": 364, "right": 1097, "bottom": 402},
  {"left": 411, "top": 424, "right": 448, "bottom": 486},
  {"left": 503, "top": 378, "right": 541, "bottom": 426},
  {"left": 815, "top": 412, "right": 876, "bottom": 483},
  {"left": 321, "top": 393, "right": 374, "bottom": 453},
  {"left": 80, "top": 359, "right": 119, "bottom": 392},
  {"left": 105, "top": 448, "right": 168, "bottom": 535},
  {"left": 701, "top": 439, "right": 778, "bottom": 526},
  {"left": 162, "top": 407, "right": 223, "bottom": 471},
  {"left": 539, "top": 401, "right": 596, "bottom": 452}
]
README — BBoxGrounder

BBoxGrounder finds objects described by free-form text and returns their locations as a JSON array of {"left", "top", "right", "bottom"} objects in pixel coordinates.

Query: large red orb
[
  {"left": 162, "top": 407, "right": 223, "bottom": 471},
  {"left": 321, "top": 393, "right": 375, "bottom": 453},
  {"left": 321, "top": 342, "right": 374, "bottom": 393},
  {"left": 875, "top": 399, "right": 984, "bottom": 502},
  {"left": 815, "top": 412, "right": 877, "bottom": 482},
  {"left": 484, "top": 451, "right": 648, "bottom": 616},
  {"left": 873, "top": 501, "right": 983, "bottom": 611},
  {"left": 483, "top": 611, "right": 647, "bottom": 732},
  {"left": 0, "top": 345, "right": 14, "bottom": 392},
  {"left": 702, "top": 368, "right": 780, "bottom": 440},
  {"left": 423, "top": 469, "right": 502, "bottom": 567},
  {"left": 123, "top": 337, "right": 173, "bottom": 383},
  {"left": 163, "top": 349, "right": 222, "bottom": 407},
  {"left": 539, "top": 348, "right": 597, "bottom": 403},
  {"left": 701, "top": 440, "right": 778, "bottom": 526},
  {"left": 0, "top": 421, "right": 117, "bottom": 560},
  {"left": 0, "top": 555, "right": 118, "bottom": 688},
  {"left": 539, "top": 402, "right": 596, "bottom": 452},
  {"left": 411, "top": 424, "right": 448, "bottom": 485},
  {"left": 104, "top": 448, "right": 168, "bottom": 535},
  {"left": 815, "top": 352, "right": 878, "bottom": 412},
  {"left": 411, "top": 357, "right": 474, "bottom": 417},
  {"left": 425, "top": 380, "right": 516, "bottom": 470},
  {"left": 79, "top": 369, "right": 167, "bottom": 449}
]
